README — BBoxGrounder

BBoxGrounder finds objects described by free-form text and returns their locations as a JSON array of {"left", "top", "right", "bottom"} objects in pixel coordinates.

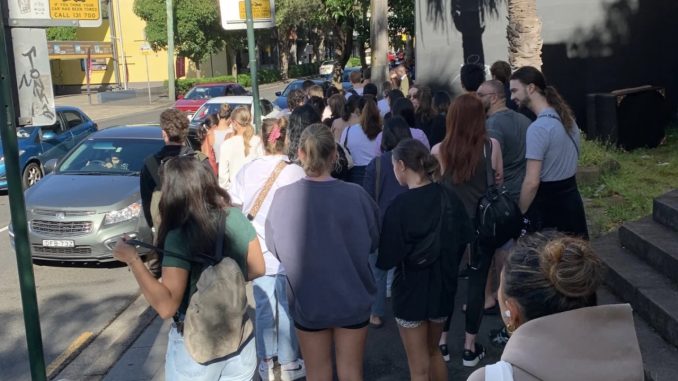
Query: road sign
[
  {"left": 8, "top": 0, "right": 102, "bottom": 28},
  {"left": 220, "top": 0, "right": 275, "bottom": 30},
  {"left": 140, "top": 42, "right": 153, "bottom": 55},
  {"left": 12, "top": 28, "right": 56, "bottom": 126}
]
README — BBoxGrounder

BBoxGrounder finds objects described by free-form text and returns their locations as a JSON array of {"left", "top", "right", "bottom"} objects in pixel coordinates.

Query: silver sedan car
[{"left": 9, "top": 125, "right": 164, "bottom": 266}]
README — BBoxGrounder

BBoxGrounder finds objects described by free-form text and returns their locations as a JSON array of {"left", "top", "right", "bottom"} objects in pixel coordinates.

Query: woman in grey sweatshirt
[{"left": 266, "top": 124, "right": 380, "bottom": 381}]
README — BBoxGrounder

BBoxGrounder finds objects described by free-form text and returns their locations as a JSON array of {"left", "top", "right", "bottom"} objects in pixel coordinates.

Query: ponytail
[
  {"left": 392, "top": 138, "right": 440, "bottom": 180},
  {"left": 544, "top": 86, "right": 575, "bottom": 132},
  {"left": 231, "top": 106, "right": 255, "bottom": 156}
]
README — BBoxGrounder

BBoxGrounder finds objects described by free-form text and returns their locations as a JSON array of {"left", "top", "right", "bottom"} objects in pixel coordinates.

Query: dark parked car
[
  {"left": 0, "top": 106, "right": 97, "bottom": 189},
  {"left": 272, "top": 79, "right": 331, "bottom": 109}
]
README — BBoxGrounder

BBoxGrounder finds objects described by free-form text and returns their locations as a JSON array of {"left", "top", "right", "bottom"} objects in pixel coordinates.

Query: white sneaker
[
  {"left": 258, "top": 359, "right": 275, "bottom": 381},
  {"left": 280, "top": 359, "right": 306, "bottom": 381}
]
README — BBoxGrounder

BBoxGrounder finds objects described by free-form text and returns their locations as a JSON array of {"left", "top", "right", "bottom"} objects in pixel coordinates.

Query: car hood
[
  {"left": 174, "top": 99, "right": 206, "bottom": 110},
  {"left": 25, "top": 174, "right": 140, "bottom": 211}
]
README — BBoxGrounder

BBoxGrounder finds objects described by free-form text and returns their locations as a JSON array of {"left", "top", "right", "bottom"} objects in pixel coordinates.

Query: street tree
[
  {"left": 133, "top": 0, "right": 228, "bottom": 75},
  {"left": 507, "top": 0, "right": 543, "bottom": 69},
  {"left": 275, "top": 0, "right": 325, "bottom": 79}
]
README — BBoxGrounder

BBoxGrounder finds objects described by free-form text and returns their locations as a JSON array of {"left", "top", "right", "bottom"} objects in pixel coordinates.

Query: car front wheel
[{"left": 22, "top": 162, "right": 43, "bottom": 189}]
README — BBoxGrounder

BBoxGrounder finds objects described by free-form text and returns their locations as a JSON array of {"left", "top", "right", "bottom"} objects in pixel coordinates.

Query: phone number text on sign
[
  {"left": 238, "top": 0, "right": 272, "bottom": 20},
  {"left": 49, "top": 0, "right": 100, "bottom": 20}
]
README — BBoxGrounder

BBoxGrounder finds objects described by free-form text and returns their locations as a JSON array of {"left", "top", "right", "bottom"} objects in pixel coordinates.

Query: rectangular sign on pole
[
  {"left": 8, "top": 0, "right": 102, "bottom": 27},
  {"left": 12, "top": 28, "right": 56, "bottom": 126},
  {"left": 220, "top": 0, "right": 275, "bottom": 30}
]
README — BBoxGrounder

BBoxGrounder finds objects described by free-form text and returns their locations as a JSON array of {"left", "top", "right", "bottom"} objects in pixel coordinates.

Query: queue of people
[{"left": 116, "top": 63, "right": 643, "bottom": 381}]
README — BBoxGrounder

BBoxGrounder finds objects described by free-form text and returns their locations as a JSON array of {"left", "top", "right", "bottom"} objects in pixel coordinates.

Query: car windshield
[
  {"left": 58, "top": 138, "right": 164, "bottom": 175},
  {"left": 191, "top": 102, "right": 248, "bottom": 125},
  {"left": 282, "top": 82, "right": 304, "bottom": 97},
  {"left": 184, "top": 86, "right": 227, "bottom": 100}
]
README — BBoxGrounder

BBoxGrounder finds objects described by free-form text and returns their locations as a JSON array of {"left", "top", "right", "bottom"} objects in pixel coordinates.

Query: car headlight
[
  {"left": 104, "top": 202, "right": 141, "bottom": 225},
  {"left": 0, "top": 156, "right": 4, "bottom": 164},
  {"left": 18, "top": 150, "right": 25, "bottom": 156}
]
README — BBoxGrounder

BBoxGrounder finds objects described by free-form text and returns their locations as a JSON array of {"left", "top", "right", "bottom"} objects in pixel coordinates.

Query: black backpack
[{"left": 475, "top": 140, "right": 522, "bottom": 248}]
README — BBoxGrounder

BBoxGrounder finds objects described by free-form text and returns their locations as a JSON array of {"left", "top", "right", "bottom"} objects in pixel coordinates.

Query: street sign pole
[
  {"left": 244, "top": 0, "right": 261, "bottom": 133},
  {"left": 0, "top": 1, "right": 47, "bottom": 380},
  {"left": 166, "top": 0, "right": 175, "bottom": 101}
]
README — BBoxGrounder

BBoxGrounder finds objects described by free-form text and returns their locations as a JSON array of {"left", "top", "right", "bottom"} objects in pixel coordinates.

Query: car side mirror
[
  {"left": 44, "top": 159, "right": 58, "bottom": 174},
  {"left": 42, "top": 131, "right": 57, "bottom": 142},
  {"left": 275, "top": 91, "right": 282, "bottom": 96}
]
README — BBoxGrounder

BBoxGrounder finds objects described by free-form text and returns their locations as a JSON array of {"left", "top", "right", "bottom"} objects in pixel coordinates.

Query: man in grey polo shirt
[
  {"left": 477, "top": 80, "right": 531, "bottom": 201},
  {"left": 509, "top": 66, "right": 588, "bottom": 239}
]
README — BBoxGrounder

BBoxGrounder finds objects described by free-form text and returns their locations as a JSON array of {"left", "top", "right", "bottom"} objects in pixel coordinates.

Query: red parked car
[{"left": 173, "top": 83, "right": 248, "bottom": 119}]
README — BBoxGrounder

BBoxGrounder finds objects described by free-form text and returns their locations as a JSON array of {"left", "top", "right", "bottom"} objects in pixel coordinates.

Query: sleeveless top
[
  {"left": 212, "top": 130, "right": 230, "bottom": 163},
  {"left": 440, "top": 151, "right": 488, "bottom": 220}
]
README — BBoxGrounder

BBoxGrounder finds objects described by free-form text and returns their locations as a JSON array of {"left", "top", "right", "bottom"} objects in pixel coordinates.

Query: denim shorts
[
  {"left": 395, "top": 317, "right": 447, "bottom": 329},
  {"left": 165, "top": 324, "right": 256, "bottom": 381}
]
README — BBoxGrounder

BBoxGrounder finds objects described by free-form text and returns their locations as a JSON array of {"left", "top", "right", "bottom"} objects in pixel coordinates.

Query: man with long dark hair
[{"left": 509, "top": 66, "right": 589, "bottom": 239}]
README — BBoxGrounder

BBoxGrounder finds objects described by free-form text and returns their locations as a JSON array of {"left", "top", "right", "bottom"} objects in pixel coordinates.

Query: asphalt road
[{"left": 0, "top": 82, "right": 289, "bottom": 380}]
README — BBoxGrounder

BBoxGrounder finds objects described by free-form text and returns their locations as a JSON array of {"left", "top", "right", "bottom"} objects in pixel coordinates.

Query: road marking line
[
  {"left": 0, "top": 226, "right": 7, "bottom": 233},
  {"left": 46, "top": 331, "right": 95, "bottom": 379}
]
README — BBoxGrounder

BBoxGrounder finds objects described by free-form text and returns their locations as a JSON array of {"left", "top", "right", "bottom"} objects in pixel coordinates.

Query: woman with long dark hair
[
  {"left": 113, "top": 156, "right": 265, "bottom": 381},
  {"left": 432, "top": 93, "right": 504, "bottom": 367},
  {"left": 339, "top": 96, "right": 382, "bottom": 185},
  {"left": 373, "top": 98, "right": 430, "bottom": 153},
  {"left": 363, "top": 116, "right": 412, "bottom": 328},
  {"left": 331, "top": 95, "right": 361, "bottom": 142},
  {"left": 509, "top": 66, "right": 589, "bottom": 239}
]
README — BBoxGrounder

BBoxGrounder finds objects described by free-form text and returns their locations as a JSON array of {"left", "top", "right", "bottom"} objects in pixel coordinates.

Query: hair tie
[{"left": 268, "top": 124, "right": 282, "bottom": 143}]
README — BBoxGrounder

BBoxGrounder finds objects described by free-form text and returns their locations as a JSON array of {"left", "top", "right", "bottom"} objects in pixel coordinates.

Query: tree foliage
[
  {"left": 133, "top": 0, "right": 227, "bottom": 66},
  {"left": 46, "top": 27, "right": 77, "bottom": 41}
]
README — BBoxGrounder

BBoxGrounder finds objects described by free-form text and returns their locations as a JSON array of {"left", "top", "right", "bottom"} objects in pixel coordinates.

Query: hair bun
[{"left": 540, "top": 237, "right": 602, "bottom": 299}]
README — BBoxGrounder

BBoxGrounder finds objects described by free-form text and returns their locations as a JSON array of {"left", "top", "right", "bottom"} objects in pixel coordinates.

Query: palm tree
[{"left": 507, "top": 0, "right": 543, "bottom": 69}]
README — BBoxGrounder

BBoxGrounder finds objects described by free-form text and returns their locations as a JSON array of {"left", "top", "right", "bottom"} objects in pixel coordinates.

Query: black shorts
[{"left": 294, "top": 319, "right": 370, "bottom": 332}]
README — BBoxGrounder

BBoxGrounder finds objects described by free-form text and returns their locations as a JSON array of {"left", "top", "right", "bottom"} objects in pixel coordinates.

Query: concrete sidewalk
[{"left": 80, "top": 280, "right": 504, "bottom": 381}]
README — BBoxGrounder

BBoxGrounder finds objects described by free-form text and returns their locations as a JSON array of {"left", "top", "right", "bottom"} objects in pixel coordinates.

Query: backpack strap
[
  {"left": 483, "top": 139, "right": 496, "bottom": 188},
  {"left": 247, "top": 161, "right": 288, "bottom": 221},
  {"left": 375, "top": 156, "right": 382, "bottom": 204},
  {"left": 342, "top": 125, "right": 352, "bottom": 155},
  {"left": 537, "top": 113, "right": 580, "bottom": 156}
]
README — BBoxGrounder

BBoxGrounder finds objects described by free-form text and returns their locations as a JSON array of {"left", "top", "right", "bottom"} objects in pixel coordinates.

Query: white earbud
[{"left": 504, "top": 310, "right": 511, "bottom": 318}]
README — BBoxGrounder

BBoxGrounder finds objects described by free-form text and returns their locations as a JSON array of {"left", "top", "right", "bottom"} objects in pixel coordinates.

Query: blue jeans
[
  {"left": 253, "top": 274, "right": 299, "bottom": 364},
  {"left": 369, "top": 252, "right": 388, "bottom": 317},
  {"left": 165, "top": 325, "right": 256, "bottom": 381}
]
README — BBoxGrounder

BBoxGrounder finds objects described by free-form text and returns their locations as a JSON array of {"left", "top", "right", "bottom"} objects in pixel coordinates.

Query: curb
[{"left": 52, "top": 293, "right": 157, "bottom": 381}]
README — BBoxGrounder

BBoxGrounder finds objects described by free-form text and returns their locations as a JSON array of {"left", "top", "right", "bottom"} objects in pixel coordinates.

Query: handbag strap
[
  {"left": 375, "top": 156, "right": 382, "bottom": 203},
  {"left": 247, "top": 160, "right": 288, "bottom": 221},
  {"left": 537, "top": 113, "right": 580, "bottom": 156},
  {"left": 483, "top": 139, "right": 496, "bottom": 188},
  {"left": 342, "top": 125, "right": 352, "bottom": 154}
]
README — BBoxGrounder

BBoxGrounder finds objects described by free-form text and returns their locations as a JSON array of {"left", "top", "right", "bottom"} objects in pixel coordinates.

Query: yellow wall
[{"left": 52, "top": 0, "right": 180, "bottom": 87}]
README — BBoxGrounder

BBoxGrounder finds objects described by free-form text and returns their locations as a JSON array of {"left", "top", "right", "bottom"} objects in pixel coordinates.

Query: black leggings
[{"left": 442, "top": 239, "right": 495, "bottom": 334}]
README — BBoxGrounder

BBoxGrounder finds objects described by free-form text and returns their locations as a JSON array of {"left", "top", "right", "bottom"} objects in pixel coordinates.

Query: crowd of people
[{"left": 113, "top": 61, "right": 643, "bottom": 381}]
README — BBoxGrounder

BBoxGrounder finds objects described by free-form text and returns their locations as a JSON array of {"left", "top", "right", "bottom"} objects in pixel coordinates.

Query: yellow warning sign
[
  {"left": 50, "top": 0, "right": 100, "bottom": 21},
  {"left": 238, "top": 0, "right": 272, "bottom": 20}
]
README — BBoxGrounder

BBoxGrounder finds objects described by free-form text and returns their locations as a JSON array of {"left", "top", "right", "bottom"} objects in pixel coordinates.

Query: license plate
[{"left": 42, "top": 240, "right": 75, "bottom": 248}]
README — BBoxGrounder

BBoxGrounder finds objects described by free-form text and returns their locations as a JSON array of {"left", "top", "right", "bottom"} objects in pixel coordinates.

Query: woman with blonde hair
[
  {"left": 218, "top": 106, "right": 263, "bottom": 190},
  {"left": 266, "top": 124, "right": 379, "bottom": 381},
  {"left": 468, "top": 233, "right": 642, "bottom": 381},
  {"left": 231, "top": 117, "right": 307, "bottom": 381}
]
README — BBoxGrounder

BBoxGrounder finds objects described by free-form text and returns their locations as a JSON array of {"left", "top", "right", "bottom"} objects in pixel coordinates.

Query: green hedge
[{"left": 173, "top": 63, "right": 319, "bottom": 95}]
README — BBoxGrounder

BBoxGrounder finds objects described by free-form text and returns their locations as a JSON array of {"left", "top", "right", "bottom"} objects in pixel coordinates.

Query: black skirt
[{"left": 526, "top": 175, "right": 589, "bottom": 240}]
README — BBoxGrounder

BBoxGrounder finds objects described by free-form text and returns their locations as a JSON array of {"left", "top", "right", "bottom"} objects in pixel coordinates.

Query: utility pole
[
  {"left": 0, "top": 2, "right": 47, "bottom": 380},
  {"left": 166, "top": 0, "right": 175, "bottom": 101},
  {"left": 370, "top": 0, "right": 389, "bottom": 94},
  {"left": 245, "top": 0, "right": 261, "bottom": 132},
  {"left": 114, "top": 0, "right": 128, "bottom": 89}
]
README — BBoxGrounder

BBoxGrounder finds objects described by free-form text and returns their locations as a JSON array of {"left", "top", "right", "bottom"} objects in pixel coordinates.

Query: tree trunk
[
  {"left": 507, "top": 0, "right": 543, "bottom": 69},
  {"left": 332, "top": 19, "right": 355, "bottom": 85},
  {"left": 358, "top": 38, "right": 367, "bottom": 68},
  {"left": 227, "top": 45, "right": 238, "bottom": 77},
  {"left": 370, "top": 0, "right": 389, "bottom": 93}
]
